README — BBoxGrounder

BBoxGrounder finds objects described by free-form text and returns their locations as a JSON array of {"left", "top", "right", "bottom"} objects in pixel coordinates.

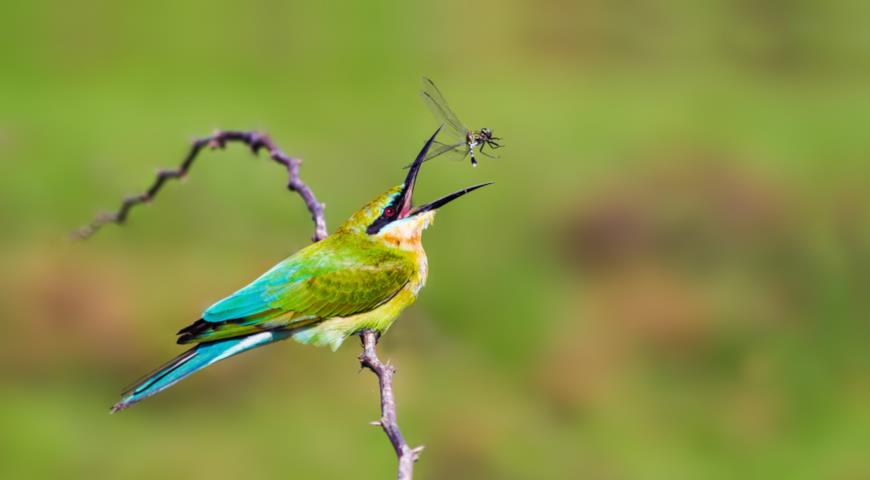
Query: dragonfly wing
[
  {"left": 421, "top": 77, "right": 468, "bottom": 138},
  {"left": 424, "top": 141, "right": 467, "bottom": 161},
  {"left": 403, "top": 141, "right": 466, "bottom": 168}
]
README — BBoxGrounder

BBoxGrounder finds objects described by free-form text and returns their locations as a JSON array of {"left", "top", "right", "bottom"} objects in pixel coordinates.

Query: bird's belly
[{"left": 291, "top": 267, "right": 426, "bottom": 351}]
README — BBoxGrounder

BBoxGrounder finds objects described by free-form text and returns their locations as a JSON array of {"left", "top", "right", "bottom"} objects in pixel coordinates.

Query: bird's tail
[{"left": 111, "top": 330, "right": 292, "bottom": 412}]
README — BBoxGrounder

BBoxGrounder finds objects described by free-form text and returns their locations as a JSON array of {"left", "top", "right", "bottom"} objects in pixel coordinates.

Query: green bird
[{"left": 111, "top": 128, "right": 492, "bottom": 412}]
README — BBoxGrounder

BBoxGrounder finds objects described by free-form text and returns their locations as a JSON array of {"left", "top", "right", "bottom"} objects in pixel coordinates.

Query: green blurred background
[{"left": 1, "top": 1, "right": 869, "bottom": 478}]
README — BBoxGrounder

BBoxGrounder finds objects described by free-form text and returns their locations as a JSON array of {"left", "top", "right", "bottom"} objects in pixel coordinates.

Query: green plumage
[
  {"left": 112, "top": 129, "right": 491, "bottom": 411},
  {"left": 176, "top": 186, "right": 422, "bottom": 349}
]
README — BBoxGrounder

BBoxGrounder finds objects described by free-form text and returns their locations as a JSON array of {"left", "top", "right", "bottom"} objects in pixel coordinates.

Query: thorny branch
[
  {"left": 77, "top": 131, "right": 420, "bottom": 478},
  {"left": 73, "top": 130, "right": 328, "bottom": 242},
  {"left": 359, "top": 330, "right": 423, "bottom": 480}
]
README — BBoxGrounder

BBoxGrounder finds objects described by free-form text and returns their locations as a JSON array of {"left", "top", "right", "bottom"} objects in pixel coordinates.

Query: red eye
[{"left": 384, "top": 207, "right": 396, "bottom": 217}]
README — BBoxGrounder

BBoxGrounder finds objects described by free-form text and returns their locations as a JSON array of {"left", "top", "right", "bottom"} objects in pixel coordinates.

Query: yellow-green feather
[{"left": 180, "top": 184, "right": 421, "bottom": 349}]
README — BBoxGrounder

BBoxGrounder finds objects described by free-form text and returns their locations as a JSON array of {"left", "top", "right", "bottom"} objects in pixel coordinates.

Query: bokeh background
[{"left": 2, "top": 1, "right": 869, "bottom": 478}]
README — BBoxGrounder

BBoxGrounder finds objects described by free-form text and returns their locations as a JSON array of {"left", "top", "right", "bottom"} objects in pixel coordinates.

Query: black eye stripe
[{"left": 366, "top": 197, "right": 402, "bottom": 235}]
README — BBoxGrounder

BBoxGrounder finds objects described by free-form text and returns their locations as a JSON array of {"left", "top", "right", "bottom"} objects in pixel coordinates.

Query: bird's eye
[{"left": 384, "top": 206, "right": 396, "bottom": 217}]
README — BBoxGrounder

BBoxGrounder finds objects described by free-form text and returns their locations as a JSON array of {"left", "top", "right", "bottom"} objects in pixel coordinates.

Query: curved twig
[
  {"left": 80, "top": 131, "right": 419, "bottom": 477},
  {"left": 359, "top": 330, "right": 423, "bottom": 480},
  {"left": 73, "top": 130, "right": 328, "bottom": 242}
]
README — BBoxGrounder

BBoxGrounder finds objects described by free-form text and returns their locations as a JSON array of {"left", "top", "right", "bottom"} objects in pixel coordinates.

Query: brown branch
[
  {"left": 359, "top": 330, "right": 423, "bottom": 480},
  {"left": 79, "top": 130, "right": 420, "bottom": 477},
  {"left": 73, "top": 130, "right": 328, "bottom": 242}
]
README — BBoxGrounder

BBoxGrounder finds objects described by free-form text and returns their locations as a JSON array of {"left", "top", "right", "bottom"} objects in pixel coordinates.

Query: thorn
[
  {"left": 248, "top": 133, "right": 266, "bottom": 155},
  {"left": 369, "top": 421, "right": 382, "bottom": 427},
  {"left": 408, "top": 445, "right": 425, "bottom": 462},
  {"left": 207, "top": 133, "right": 226, "bottom": 149},
  {"left": 208, "top": 129, "right": 225, "bottom": 149}
]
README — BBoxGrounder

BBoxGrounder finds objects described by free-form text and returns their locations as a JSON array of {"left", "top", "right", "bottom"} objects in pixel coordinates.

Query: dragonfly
[{"left": 417, "top": 77, "right": 502, "bottom": 167}]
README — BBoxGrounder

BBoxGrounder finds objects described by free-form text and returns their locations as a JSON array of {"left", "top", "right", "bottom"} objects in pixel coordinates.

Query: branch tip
[{"left": 74, "top": 130, "right": 327, "bottom": 241}]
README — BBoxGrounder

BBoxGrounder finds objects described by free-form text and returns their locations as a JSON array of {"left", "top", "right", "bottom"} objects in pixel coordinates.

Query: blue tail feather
[{"left": 111, "top": 330, "right": 291, "bottom": 412}]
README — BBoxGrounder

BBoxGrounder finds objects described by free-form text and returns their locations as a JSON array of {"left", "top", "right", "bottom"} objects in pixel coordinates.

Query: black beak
[
  {"left": 397, "top": 126, "right": 440, "bottom": 217},
  {"left": 408, "top": 182, "right": 494, "bottom": 216},
  {"left": 398, "top": 126, "right": 493, "bottom": 218}
]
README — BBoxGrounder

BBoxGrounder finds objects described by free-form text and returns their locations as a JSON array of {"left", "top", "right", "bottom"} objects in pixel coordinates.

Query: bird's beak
[
  {"left": 398, "top": 126, "right": 493, "bottom": 219},
  {"left": 396, "top": 126, "right": 438, "bottom": 217},
  {"left": 406, "top": 182, "right": 494, "bottom": 217}
]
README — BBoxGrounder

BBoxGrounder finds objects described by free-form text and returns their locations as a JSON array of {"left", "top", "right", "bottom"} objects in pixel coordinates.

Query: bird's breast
[{"left": 411, "top": 249, "right": 428, "bottom": 296}]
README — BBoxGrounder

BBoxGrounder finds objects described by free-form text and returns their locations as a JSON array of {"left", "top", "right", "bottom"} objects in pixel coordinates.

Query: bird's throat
[{"left": 376, "top": 211, "right": 436, "bottom": 251}]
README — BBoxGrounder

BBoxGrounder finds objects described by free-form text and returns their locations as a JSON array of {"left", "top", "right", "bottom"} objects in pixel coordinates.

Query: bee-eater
[{"left": 111, "top": 128, "right": 492, "bottom": 412}]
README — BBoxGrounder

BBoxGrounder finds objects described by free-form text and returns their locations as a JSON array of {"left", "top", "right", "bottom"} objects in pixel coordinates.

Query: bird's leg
[
  {"left": 358, "top": 330, "right": 422, "bottom": 480},
  {"left": 74, "top": 130, "right": 328, "bottom": 242}
]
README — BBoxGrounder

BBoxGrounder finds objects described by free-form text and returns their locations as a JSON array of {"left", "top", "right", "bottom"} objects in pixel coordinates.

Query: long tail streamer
[{"left": 111, "top": 330, "right": 291, "bottom": 412}]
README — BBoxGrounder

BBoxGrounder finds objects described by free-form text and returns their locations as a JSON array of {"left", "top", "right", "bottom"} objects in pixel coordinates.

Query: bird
[{"left": 111, "top": 127, "right": 493, "bottom": 412}]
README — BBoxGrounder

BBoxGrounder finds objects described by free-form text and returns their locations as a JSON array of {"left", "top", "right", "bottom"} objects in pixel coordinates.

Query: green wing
[
  {"left": 278, "top": 263, "right": 411, "bottom": 318},
  {"left": 178, "top": 236, "right": 414, "bottom": 343}
]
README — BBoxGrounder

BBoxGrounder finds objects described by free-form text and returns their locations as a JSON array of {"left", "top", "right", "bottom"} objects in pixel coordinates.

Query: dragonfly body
[
  {"left": 421, "top": 77, "right": 502, "bottom": 167},
  {"left": 111, "top": 128, "right": 492, "bottom": 412}
]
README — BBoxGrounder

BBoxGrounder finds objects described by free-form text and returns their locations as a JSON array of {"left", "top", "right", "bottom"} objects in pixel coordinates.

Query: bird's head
[{"left": 338, "top": 127, "right": 492, "bottom": 250}]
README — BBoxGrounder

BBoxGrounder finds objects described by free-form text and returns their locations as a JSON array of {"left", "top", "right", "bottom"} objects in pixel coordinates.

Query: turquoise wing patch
[
  {"left": 202, "top": 259, "right": 308, "bottom": 322},
  {"left": 201, "top": 240, "right": 414, "bottom": 324}
]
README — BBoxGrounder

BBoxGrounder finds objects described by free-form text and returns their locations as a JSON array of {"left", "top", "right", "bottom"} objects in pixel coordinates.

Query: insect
[{"left": 418, "top": 77, "right": 502, "bottom": 167}]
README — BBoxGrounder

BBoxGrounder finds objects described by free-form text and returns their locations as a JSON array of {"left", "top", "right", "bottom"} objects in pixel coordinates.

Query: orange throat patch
[{"left": 378, "top": 211, "right": 436, "bottom": 251}]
